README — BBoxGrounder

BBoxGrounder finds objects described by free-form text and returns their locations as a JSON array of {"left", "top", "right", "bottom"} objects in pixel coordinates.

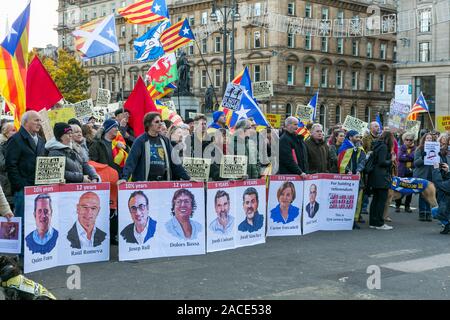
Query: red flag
[
  {"left": 124, "top": 76, "right": 158, "bottom": 136},
  {"left": 26, "top": 56, "right": 63, "bottom": 111}
]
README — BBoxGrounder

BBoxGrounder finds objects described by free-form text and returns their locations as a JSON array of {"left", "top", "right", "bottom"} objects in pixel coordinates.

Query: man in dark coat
[
  {"left": 305, "top": 123, "right": 331, "bottom": 174},
  {"left": 6, "top": 111, "right": 46, "bottom": 218},
  {"left": 278, "top": 116, "right": 308, "bottom": 175}
]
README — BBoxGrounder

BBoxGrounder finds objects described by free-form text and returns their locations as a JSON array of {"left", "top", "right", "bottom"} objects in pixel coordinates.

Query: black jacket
[
  {"left": 278, "top": 131, "right": 308, "bottom": 175},
  {"left": 5, "top": 127, "right": 46, "bottom": 192},
  {"left": 66, "top": 223, "right": 107, "bottom": 249},
  {"left": 89, "top": 129, "right": 124, "bottom": 175},
  {"left": 368, "top": 141, "right": 392, "bottom": 189}
]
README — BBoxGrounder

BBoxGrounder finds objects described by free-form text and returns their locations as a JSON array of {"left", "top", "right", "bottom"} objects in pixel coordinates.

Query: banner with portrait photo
[
  {"left": 24, "top": 183, "right": 110, "bottom": 273},
  {"left": 424, "top": 141, "right": 441, "bottom": 165},
  {"left": 234, "top": 179, "right": 266, "bottom": 248},
  {"left": 206, "top": 181, "right": 237, "bottom": 253},
  {"left": 267, "top": 175, "right": 303, "bottom": 237},
  {"left": 118, "top": 182, "right": 206, "bottom": 261},
  {"left": 0, "top": 217, "right": 21, "bottom": 254}
]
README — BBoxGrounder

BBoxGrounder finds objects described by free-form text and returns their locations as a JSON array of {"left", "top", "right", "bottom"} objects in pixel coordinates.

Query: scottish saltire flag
[
  {"left": 232, "top": 66, "right": 253, "bottom": 98},
  {"left": 134, "top": 20, "right": 170, "bottom": 62},
  {"left": 228, "top": 90, "right": 269, "bottom": 128},
  {"left": 72, "top": 14, "right": 119, "bottom": 59},
  {"left": 0, "top": 1, "right": 30, "bottom": 128},
  {"left": 146, "top": 53, "right": 178, "bottom": 93},
  {"left": 376, "top": 113, "right": 383, "bottom": 133},
  {"left": 160, "top": 18, "right": 195, "bottom": 54},
  {"left": 296, "top": 121, "right": 310, "bottom": 140},
  {"left": 307, "top": 91, "right": 319, "bottom": 121},
  {"left": 118, "top": 0, "right": 169, "bottom": 25}
]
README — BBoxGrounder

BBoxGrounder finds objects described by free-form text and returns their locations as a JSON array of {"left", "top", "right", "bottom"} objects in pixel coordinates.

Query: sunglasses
[{"left": 405, "top": 139, "right": 413, "bottom": 141}]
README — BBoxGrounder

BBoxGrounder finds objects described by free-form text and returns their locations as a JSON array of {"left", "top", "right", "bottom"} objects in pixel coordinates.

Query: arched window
[
  {"left": 319, "top": 104, "right": 325, "bottom": 126},
  {"left": 286, "top": 103, "right": 292, "bottom": 116},
  {"left": 335, "top": 105, "right": 341, "bottom": 124},
  {"left": 351, "top": 105, "right": 356, "bottom": 117}
]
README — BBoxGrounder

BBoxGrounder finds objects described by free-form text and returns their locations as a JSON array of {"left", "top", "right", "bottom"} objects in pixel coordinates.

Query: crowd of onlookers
[{"left": 1, "top": 108, "right": 450, "bottom": 245}]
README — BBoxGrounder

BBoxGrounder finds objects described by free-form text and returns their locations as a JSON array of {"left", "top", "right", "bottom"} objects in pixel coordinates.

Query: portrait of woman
[
  {"left": 270, "top": 181, "right": 300, "bottom": 224},
  {"left": 165, "top": 189, "right": 202, "bottom": 240}
]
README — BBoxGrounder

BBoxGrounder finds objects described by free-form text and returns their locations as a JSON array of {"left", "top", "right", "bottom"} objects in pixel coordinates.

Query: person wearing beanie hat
[
  {"left": 103, "top": 119, "right": 119, "bottom": 135},
  {"left": 46, "top": 123, "right": 99, "bottom": 183},
  {"left": 208, "top": 111, "right": 228, "bottom": 130},
  {"left": 346, "top": 130, "right": 359, "bottom": 140}
]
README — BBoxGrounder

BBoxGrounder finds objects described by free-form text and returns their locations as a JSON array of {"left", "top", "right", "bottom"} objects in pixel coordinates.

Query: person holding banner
[
  {"left": 270, "top": 182, "right": 300, "bottom": 224},
  {"left": 25, "top": 194, "right": 59, "bottom": 255},
  {"left": 46, "top": 123, "right": 99, "bottom": 183},
  {"left": 238, "top": 187, "right": 264, "bottom": 233},
  {"left": 278, "top": 117, "right": 308, "bottom": 176},
  {"left": 120, "top": 113, "right": 190, "bottom": 182},
  {"left": 120, "top": 191, "right": 156, "bottom": 244},
  {"left": 165, "top": 189, "right": 202, "bottom": 240}
]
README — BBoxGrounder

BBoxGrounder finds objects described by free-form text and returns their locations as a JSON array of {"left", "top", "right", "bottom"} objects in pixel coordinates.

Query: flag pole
[{"left": 427, "top": 110, "right": 435, "bottom": 130}]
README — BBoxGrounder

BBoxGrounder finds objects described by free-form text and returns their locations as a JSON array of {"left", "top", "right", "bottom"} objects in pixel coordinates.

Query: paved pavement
[{"left": 4, "top": 199, "right": 450, "bottom": 300}]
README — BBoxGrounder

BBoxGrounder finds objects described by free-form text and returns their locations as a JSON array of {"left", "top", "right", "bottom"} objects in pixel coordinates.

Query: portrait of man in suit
[
  {"left": 238, "top": 187, "right": 264, "bottom": 233},
  {"left": 305, "top": 184, "right": 320, "bottom": 219},
  {"left": 120, "top": 191, "right": 157, "bottom": 245},
  {"left": 209, "top": 190, "right": 234, "bottom": 235},
  {"left": 25, "top": 193, "right": 58, "bottom": 254},
  {"left": 67, "top": 192, "right": 106, "bottom": 249}
]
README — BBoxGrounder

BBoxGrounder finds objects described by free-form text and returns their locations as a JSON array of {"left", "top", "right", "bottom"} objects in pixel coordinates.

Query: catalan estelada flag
[
  {"left": 160, "top": 18, "right": 195, "bottom": 54},
  {"left": 0, "top": 2, "right": 30, "bottom": 128},
  {"left": 296, "top": 121, "right": 310, "bottom": 140},
  {"left": 112, "top": 131, "right": 128, "bottom": 168},
  {"left": 407, "top": 92, "right": 429, "bottom": 120},
  {"left": 147, "top": 82, "right": 175, "bottom": 100},
  {"left": 118, "top": 0, "right": 169, "bottom": 25}
]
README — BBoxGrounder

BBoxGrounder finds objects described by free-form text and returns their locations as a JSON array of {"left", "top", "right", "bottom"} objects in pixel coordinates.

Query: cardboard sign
[
  {"left": 38, "top": 109, "right": 54, "bottom": 141},
  {"left": 424, "top": 141, "right": 440, "bottom": 165},
  {"left": 342, "top": 115, "right": 368, "bottom": 134},
  {"left": 96, "top": 88, "right": 111, "bottom": 108},
  {"left": 220, "top": 155, "right": 247, "bottom": 179},
  {"left": 405, "top": 120, "right": 421, "bottom": 140},
  {"left": 253, "top": 81, "right": 273, "bottom": 100},
  {"left": 73, "top": 99, "right": 94, "bottom": 120},
  {"left": 395, "top": 84, "right": 412, "bottom": 106},
  {"left": 295, "top": 105, "right": 313, "bottom": 123},
  {"left": 437, "top": 115, "right": 450, "bottom": 133},
  {"left": 222, "top": 83, "right": 245, "bottom": 110},
  {"left": 264, "top": 113, "right": 282, "bottom": 128},
  {"left": 182, "top": 157, "right": 211, "bottom": 181},
  {"left": 35, "top": 157, "right": 66, "bottom": 185},
  {"left": 47, "top": 107, "right": 76, "bottom": 128},
  {"left": 387, "top": 99, "right": 410, "bottom": 131}
]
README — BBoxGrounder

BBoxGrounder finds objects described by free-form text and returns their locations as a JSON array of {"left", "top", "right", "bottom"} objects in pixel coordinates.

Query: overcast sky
[{"left": 0, "top": 0, "right": 59, "bottom": 49}]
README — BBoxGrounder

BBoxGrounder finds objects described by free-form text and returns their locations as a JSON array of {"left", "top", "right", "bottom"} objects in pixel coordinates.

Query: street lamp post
[{"left": 210, "top": 0, "right": 240, "bottom": 97}]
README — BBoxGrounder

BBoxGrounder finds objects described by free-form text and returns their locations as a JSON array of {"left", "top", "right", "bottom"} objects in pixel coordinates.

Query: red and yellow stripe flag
[
  {"left": 118, "top": 0, "right": 169, "bottom": 25},
  {"left": 112, "top": 131, "right": 128, "bottom": 168},
  {"left": 147, "top": 83, "right": 173, "bottom": 100},
  {"left": 160, "top": 18, "right": 195, "bottom": 54},
  {"left": 0, "top": 3, "right": 30, "bottom": 129}
]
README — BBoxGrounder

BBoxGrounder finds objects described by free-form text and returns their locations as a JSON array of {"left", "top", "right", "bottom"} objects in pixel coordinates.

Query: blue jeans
[
  {"left": 362, "top": 194, "right": 369, "bottom": 213},
  {"left": 419, "top": 195, "right": 430, "bottom": 214},
  {"left": 13, "top": 190, "right": 24, "bottom": 218}
]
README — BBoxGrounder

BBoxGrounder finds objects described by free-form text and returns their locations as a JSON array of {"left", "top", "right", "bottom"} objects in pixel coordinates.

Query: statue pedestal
[{"left": 173, "top": 95, "right": 201, "bottom": 120}]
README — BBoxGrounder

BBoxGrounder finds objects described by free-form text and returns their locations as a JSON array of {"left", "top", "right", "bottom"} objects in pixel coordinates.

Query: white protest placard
[
  {"left": 118, "top": 182, "right": 206, "bottom": 261},
  {"left": 253, "top": 81, "right": 273, "bottom": 100},
  {"left": 35, "top": 157, "right": 65, "bottom": 185},
  {"left": 395, "top": 84, "right": 412, "bottom": 106},
  {"left": 267, "top": 175, "right": 303, "bottom": 237},
  {"left": 38, "top": 109, "right": 54, "bottom": 141},
  {"left": 388, "top": 99, "right": 410, "bottom": 131},
  {"left": 24, "top": 183, "right": 110, "bottom": 273},
  {"left": 295, "top": 105, "right": 314, "bottom": 123},
  {"left": 222, "top": 83, "right": 245, "bottom": 110},
  {"left": 206, "top": 181, "right": 237, "bottom": 253},
  {"left": 0, "top": 217, "right": 22, "bottom": 254},
  {"left": 96, "top": 88, "right": 111, "bottom": 108},
  {"left": 342, "top": 115, "right": 368, "bottom": 134},
  {"left": 73, "top": 99, "right": 94, "bottom": 120},
  {"left": 183, "top": 157, "right": 211, "bottom": 181},
  {"left": 424, "top": 141, "right": 441, "bottom": 165},
  {"left": 406, "top": 120, "right": 421, "bottom": 140},
  {"left": 235, "top": 179, "right": 266, "bottom": 248},
  {"left": 220, "top": 155, "right": 247, "bottom": 179}
]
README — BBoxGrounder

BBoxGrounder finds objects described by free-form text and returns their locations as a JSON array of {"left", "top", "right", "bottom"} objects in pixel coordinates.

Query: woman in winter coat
[
  {"left": 395, "top": 132, "right": 416, "bottom": 213},
  {"left": 328, "top": 129, "right": 345, "bottom": 173},
  {"left": 46, "top": 123, "right": 99, "bottom": 183}
]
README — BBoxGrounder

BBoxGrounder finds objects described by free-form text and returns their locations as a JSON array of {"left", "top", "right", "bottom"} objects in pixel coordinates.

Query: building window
[
  {"left": 189, "top": 16, "right": 195, "bottom": 26},
  {"left": 100, "top": 76, "right": 106, "bottom": 89},
  {"left": 201, "top": 38, "right": 207, "bottom": 54},
  {"left": 335, "top": 105, "right": 341, "bottom": 124},
  {"left": 287, "top": 65, "right": 295, "bottom": 85},
  {"left": 305, "top": 33, "right": 311, "bottom": 50},
  {"left": 101, "top": 5, "right": 107, "bottom": 17},
  {"left": 320, "top": 68, "right": 328, "bottom": 88},
  {"left": 215, "top": 37, "right": 221, "bottom": 52},
  {"left": 110, "top": 3, "right": 116, "bottom": 14},
  {"left": 352, "top": 71, "right": 359, "bottom": 90},
  {"left": 319, "top": 105, "right": 325, "bottom": 126},
  {"left": 336, "top": 70, "right": 343, "bottom": 89},
  {"left": 366, "top": 72, "right": 373, "bottom": 91},
  {"left": 321, "top": 37, "right": 328, "bottom": 52},
  {"left": 92, "top": 7, "right": 97, "bottom": 19},
  {"left": 419, "top": 42, "right": 431, "bottom": 62},
  {"left": 367, "top": 42, "right": 373, "bottom": 58},
  {"left": 304, "top": 66, "right": 311, "bottom": 87},
  {"left": 215, "top": 69, "right": 221, "bottom": 87},
  {"left": 131, "top": 74, "right": 138, "bottom": 88},
  {"left": 201, "top": 12, "right": 208, "bottom": 25},
  {"left": 82, "top": 8, "right": 88, "bottom": 21},
  {"left": 352, "top": 40, "right": 359, "bottom": 56},
  {"left": 380, "top": 43, "right": 387, "bottom": 59},
  {"left": 121, "top": 26, "right": 126, "bottom": 38},
  {"left": 419, "top": 8, "right": 432, "bottom": 33},
  {"left": 305, "top": 3, "right": 312, "bottom": 18},
  {"left": 393, "top": 45, "right": 397, "bottom": 62},
  {"left": 337, "top": 38, "right": 344, "bottom": 54},
  {"left": 379, "top": 74, "right": 386, "bottom": 92},
  {"left": 254, "top": 31, "right": 261, "bottom": 48},
  {"left": 188, "top": 43, "right": 194, "bottom": 55},
  {"left": 288, "top": 2, "right": 295, "bottom": 16},
  {"left": 288, "top": 33, "right": 295, "bottom": 48},
  {"left": 201, "top": 70, "right": 207, "bottom": 88},
  {"left": 351, "top": 105, "right": 356, "bottom": 117},
  {"left": 254, "top": 65, "right": 261, "bottom": 82},
  {"left": 337, "top": 10, "right": 344, "bottom": 23},
  {"left": 286, "top": 103, "right": 292, "bottom": 116},
  {"left": 254, "top": 3, "right": 261, "bottom": 16},
  {"left": 321, "top": 7, "right": 329, "bottom": 20},
  {"left": 109, "top": 76, "right": 116, "bottom": 92},
  {"left": 364, "top": 106, "right": 370, "bottom": 122},
  {"left": 132, "top": 25, "right": 138, "bottom": 36}
]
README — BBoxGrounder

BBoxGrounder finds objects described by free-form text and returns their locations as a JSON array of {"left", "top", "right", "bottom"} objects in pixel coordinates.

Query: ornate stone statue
[
  {"left": 176, "top": 51, "right": 191, "bottom": 95},
  {"left": 204, "top": 85, "right": 214, "bottom": 112}
]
